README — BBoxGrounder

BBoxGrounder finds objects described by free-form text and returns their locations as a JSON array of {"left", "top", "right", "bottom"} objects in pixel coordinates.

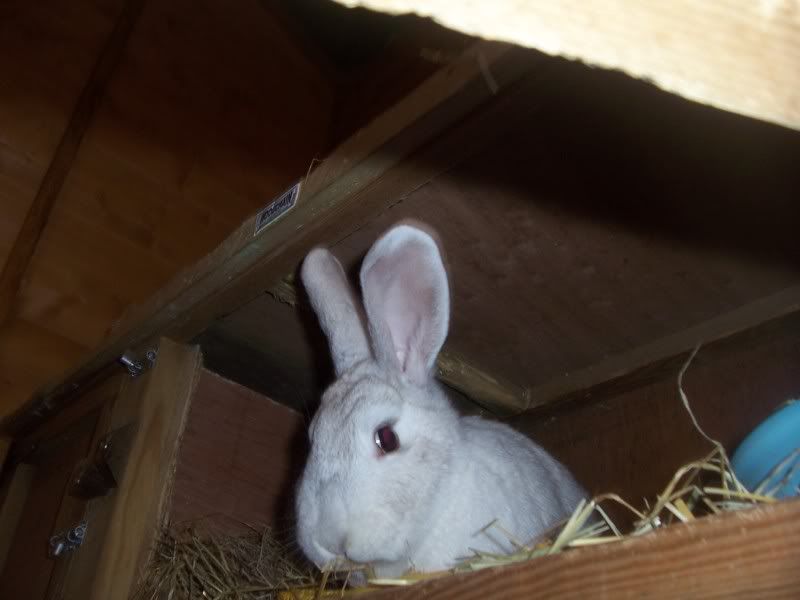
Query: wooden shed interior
[
  {"left": 1, "top": 0, "right": 799, "bottom": 598},
  {"left": 0, "top": 0, "right": 469, "bottom": 420}
]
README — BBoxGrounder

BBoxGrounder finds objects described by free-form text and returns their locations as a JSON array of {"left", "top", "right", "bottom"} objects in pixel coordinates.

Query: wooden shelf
[{"left": 368, "top": 499, "right": 800, "bottom": 599}]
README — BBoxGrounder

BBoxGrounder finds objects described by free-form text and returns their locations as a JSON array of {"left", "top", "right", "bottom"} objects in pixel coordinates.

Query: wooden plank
[
  {"left": 335, "top": 0, "right": 800, "bottom": 131},
  {"left": 0, "top": 318, "right": 89, "bottom": 419},
  {"left": 264, "top": 280, "right": 529, "bottom": 413},
  {"left": 526, "top": 285, "right": 800, "bottom": 410},
  {"left": 0, "top": 0, "right": 146, "bottom": 327},
  {"left": 19, "top": 0, "right": 335, "bottom": 350},
  {"left": 513, "top": 316, "right": 800, "bottom": 509},
  {"left": 169, "top": 370, "right": 306, "bottom": 534},
  {"left": 11, "top": 374, "right": 122, "bottom": 458},
  {"left": 43, "top": 393, "right": 121, "bottom": 600},
  {"left": 57, "top": 375, "right": 146, "bottom": 600},
  {"left": 87, "top": 338, "right": 201, "bottom": 600},
  {"left": 249, "top": 271, "right": 800, "bottom": 417},
  {"left": 1, "top": 41, "right": 540, "bottom": 435},
  {"left": 436, "top": 350, "right": 528, "bottom": 414},
  {"left": 370, "top": 499, "right": 800, "bottom": 599},
  {"left": 0, "top": 464, "right": 37, "bottom": 576},
  {"left": 0, "top": 412, "right": 98, "bottom": 600}
]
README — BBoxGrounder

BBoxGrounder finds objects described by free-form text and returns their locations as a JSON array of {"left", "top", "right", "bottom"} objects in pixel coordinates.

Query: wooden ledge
[{"left": 369, "top": 498, "right": 800, "bottom": 599}]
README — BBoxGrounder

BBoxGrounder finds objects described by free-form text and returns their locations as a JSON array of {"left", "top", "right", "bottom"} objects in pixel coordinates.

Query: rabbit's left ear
[
  {"left": 360, "top": 223, "right": 450, "bottom": 385},
  {"left": 301, "top": 247, "right": 371, "bottom": 376}
]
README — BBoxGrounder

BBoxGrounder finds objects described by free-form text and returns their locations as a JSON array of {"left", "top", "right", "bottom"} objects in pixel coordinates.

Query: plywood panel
[
  {"left": 334, "top": 0, "right": 800, "bottom": 131},
  {"left": 0, "top": 0, "right": 127, "bottom": 423},
  {"left": 200, "top": 56, "right": 800, "bottom": 417},
  {"left": 512, "top": 315, "right": 800, "bottom": 506},
  {"left": 0, "top": 0, "right": 119, "bottom": 266},
  {"left": 324, "top": 62, "right": 800, "bottom": 392},
  {"left": 0, "top": 319, "right": 88, "bottom": 419},
  {"left": 0, "top": 158, "right": 38, "bottom": 261},
  {"left": 0, "top": 0, "right": 145, "bottom": 340},
  {"left": 170, "top": 370, "right": 306, "bottom": 534},
  {"left": 19, "top": 0, "right": 333, "bottom": 349},
  {"left": 0, "top": 0, "right": 118, "bottom": 154},
  {"left": 1, "top": 0, "right": 334, "bottom": 420}
]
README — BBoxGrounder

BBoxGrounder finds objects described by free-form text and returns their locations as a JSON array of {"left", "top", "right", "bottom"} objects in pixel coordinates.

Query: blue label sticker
[{"left": 254, "top": 182, "right": 300, "bottom": 235}]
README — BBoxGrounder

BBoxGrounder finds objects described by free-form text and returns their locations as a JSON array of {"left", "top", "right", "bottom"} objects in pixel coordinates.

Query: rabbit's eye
[{"left": 374, "top": 425, "right": 399, "bottom": 454}]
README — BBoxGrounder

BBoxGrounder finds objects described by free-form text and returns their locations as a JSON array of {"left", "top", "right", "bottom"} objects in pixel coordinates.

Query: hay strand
[{"left": 133, "top": 526, "right": 322, "bottom": 600}]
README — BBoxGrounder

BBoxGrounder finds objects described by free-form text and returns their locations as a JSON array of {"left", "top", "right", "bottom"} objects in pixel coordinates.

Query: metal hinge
[
  {"left": 49, "top": 522, "right": 87, "bottom": 557},
  {"left": 118, "top": 347, "right": 158, "bottom": 377}
]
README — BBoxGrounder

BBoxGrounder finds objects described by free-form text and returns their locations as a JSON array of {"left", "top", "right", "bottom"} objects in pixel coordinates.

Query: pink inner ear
[
  {"left": 361, "top": 224, "right": 450, "bottom": 385},
  {"left": 390, "top": 313, "right": 423, "bottom": 374},
  {"left": 376, "top": 250, "right": 445, "bottom": 383}
]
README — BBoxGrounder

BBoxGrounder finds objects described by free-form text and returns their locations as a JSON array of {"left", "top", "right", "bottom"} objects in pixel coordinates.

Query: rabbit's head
[{"left": 295, "top": 222, "right": 460, "bottom": 571}]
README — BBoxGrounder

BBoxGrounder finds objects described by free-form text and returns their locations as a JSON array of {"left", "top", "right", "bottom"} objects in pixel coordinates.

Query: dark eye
[{"left": 374, "top": 424, "right": 400, "bottom": 454}]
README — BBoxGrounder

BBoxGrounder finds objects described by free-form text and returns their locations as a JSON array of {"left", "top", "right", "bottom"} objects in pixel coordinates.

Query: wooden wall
[
  {"left": 512, "top": 315, "right": 800, "bottom": 511},
  {"left": 328, "top": 17, "right": 471, "bottom": 146},
  {"left": 169, "top": 370, "right": 306, "bottom": 535},
  {"left": 180, "top": 323, "right": 800, "bottom": 540},
  {"left": 0, "top": 0, "right": 334, "bottom": 418}
]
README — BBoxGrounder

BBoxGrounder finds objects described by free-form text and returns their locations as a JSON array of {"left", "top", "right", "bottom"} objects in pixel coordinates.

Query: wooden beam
[
  {"left": 87, "top": 338, "right": 201, "bottom": 600},
  {"left": 266, "top": 278, "right": 800, "bottom": 416},
  {"left": 267, "top": 279, "right": 530, "bottom": 413},
  {"left": 442, "top": 284, "right": 800, "bottom": 414},
  {"left": 436, "top": 350, "right": 528, "bottom": 414},
  {"left": 334, "top": 0, "right": 800, "bottom": 131},
  {"left": 0, "top": 0, "right": 146, "bottom": 327},
  {"left": 526, "top": 285, "right": 800, "bottom": 410},
  {"left": 370, "top": 499, "right": 800, "bottom": 599},
  {"left": 1, "top": 41, "right": 543, "bottom": 435}
]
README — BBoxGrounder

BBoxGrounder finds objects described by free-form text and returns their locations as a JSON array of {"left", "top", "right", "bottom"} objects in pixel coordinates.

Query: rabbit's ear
[
  {"left": 301, "top": 247, "right": 370, "bottom": 376},
  {"left": 360, "top": 223, "right": 450, "bottom": 385}
]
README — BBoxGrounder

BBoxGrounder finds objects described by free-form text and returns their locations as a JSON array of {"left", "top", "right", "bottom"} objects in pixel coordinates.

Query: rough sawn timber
[
  {"left": 370, "top": 499, "right": 800, "bottom": 599},
  {"left": 334, "top": 0, "right": 800, "bottom": 131},
  {"left": 0, "top": 41, "right": 536, "bottom": 435}
]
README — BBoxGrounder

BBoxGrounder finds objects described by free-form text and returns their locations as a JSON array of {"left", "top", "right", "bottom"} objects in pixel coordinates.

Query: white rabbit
[{"left": 295, "top": 221, "right": 587, "bottom": 579}]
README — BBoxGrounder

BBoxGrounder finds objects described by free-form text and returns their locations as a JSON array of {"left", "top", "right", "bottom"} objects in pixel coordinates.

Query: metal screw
[
  {"left": 119, "top": 353, "right": 143, "bottom": 377},
  {"left": 49, "top": 522, "right": 87, "bottom": 558},
  {"left": 66, "top": 523, "right": 87, "bottom": 545},
  {"left": 50, "top": 539, "right": 66, "bottom": 557}
]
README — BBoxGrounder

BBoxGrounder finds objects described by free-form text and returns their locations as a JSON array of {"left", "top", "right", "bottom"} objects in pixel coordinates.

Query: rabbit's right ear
[
  {"left": 360, "top": 223, "right": 450, "bottom": 385},
  {"left": 301, "top": 248, "right": 370, "bottom": 376}
]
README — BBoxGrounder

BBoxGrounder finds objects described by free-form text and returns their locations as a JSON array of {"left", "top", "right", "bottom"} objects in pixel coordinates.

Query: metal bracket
[
  {"left": 49, "top": 522, "right": 87, "bottom": 558},
  {"left": 118, "top": 347, "right": 158, "bottom": 377}
]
